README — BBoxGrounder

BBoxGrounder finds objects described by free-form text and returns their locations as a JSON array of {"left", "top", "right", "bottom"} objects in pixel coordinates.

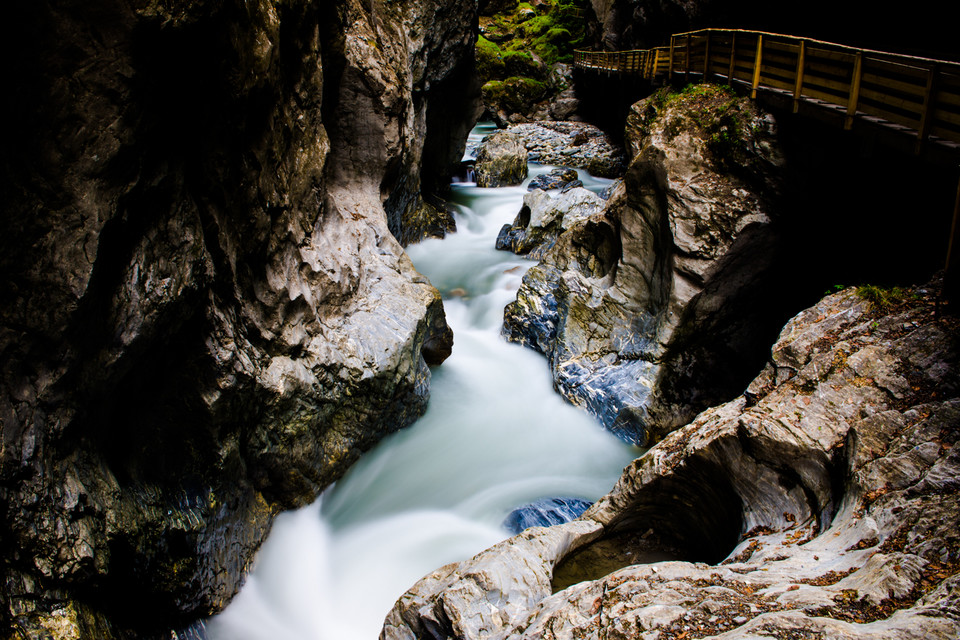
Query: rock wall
[
  {"left": 384, "top": 281, "right": 960, "bottom": 640},
  {"left": 0, "top": 0, "right": 474, "bottom": 636},
  {"left": 503, "top": 86, "right": 787, "bottom": 445}
]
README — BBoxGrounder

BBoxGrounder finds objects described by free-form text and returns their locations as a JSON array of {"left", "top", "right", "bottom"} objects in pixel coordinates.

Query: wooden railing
[
  {"left": 574, "top": 49, "right": 661, "bottom": 76},
  {"left": 575, "top": 28, "right": 960, "bottom": 151}
]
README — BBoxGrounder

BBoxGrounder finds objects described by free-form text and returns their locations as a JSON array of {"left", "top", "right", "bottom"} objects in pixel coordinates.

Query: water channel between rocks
[{"left": 206, "top": 124, "right": 640, "bottom": 640}]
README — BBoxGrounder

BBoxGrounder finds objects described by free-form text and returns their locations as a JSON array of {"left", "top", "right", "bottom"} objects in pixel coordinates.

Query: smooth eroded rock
[
  {"left": 503, "top": 86, "right": 786, "bottom": 445},
  {"left": 384, "top": 282, "right": 960, "bottom": 640}
]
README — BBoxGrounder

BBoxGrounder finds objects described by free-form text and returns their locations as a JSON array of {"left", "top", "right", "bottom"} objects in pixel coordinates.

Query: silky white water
[{"left": 207, "top": 124, "right": 639, "bottom": 640}]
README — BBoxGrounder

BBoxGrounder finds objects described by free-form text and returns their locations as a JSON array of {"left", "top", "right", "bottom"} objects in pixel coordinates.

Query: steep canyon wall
[{"left": 0, "top": 0, "right": 476, "bottom": 636}]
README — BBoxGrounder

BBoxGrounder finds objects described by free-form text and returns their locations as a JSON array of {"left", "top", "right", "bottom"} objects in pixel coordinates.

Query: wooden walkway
[
  {"left": 574, "top": 28, "right": 960, "bottom": 300},
  {"left": 574, "top": 28, "right": 960, "bottom": 154}
]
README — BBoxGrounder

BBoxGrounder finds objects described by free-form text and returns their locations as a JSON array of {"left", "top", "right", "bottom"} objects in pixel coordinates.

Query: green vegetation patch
[
  {"left": 476, "top": 36, "right": 507, "bottom": 80},
  {"left": 637, "top": 84, "right": 764, "bottom": 169},
  {"left": 855, "top": 284, "right": 921, "bottom": 311},
  {"left": 477, "top": 0, "right": 594, "bottom": 84}
]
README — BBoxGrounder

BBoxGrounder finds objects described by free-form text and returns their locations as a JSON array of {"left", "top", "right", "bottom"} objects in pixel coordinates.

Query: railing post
[
  {"left": 703, "top": 31, "right": 711, "bottom": 82},
  {"left": 669, "top": 36, "right": 675, "bottom": 80},
  {"left": 916, "top": 64, "right": 939, "bottom": 154},
  {"left": 685, "top": 33, "right": 692, "bottom": 84},
  {"left": 728, "top": 33, "right": 737, "bottom": 83},
  {"left": 793, "top": 40, "right": 806, "bottom": 113},
  {"left": 751, "top": 35, "right": 764, "bottom": 99},
  {"left": 845, "top": 51, "right": 863, "bottom": 130}
]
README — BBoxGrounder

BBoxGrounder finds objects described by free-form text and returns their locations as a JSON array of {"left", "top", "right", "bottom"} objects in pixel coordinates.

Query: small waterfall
[{"left": 206, "top": 124, "right": 638, "bottom": 640}]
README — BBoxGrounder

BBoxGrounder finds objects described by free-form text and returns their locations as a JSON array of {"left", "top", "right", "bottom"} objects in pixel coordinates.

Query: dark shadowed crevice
[{"left": 552, "top": 455, "right": 742, "bottom": 592}]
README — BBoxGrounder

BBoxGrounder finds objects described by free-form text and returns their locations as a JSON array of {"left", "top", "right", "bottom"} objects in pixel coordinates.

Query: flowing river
[{"left": 207, "top": 124, "right": 639, "bottom": 640}]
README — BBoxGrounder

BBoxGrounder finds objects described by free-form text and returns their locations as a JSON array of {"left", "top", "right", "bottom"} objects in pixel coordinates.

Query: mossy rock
[
  {"left": 482, "top": 76, "right": 550, "bottom": 114},
  {"left": 518, "top": 15, "right": 552, "bottom": 38},
  {"left": 648, "top": 84, "right": 766, "bottom": 169},
  {"left": 476, "top": 0, "right": 596, "bottom": 117},
  {"left": 532, "top": 42, "right": 560, "bottom": 66},
  {"left": 542, "top": 27, "right": 571, "bottom": 44},
  {"left": 477, "top": 36, "right": 507, "bottom": 81},
  {"left": 502, "top": 50, "right": 545, "bottom": 79}
]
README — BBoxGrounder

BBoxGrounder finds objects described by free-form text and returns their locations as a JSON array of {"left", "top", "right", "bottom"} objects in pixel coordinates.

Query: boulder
[
  {"left": 503, "top": 86, "right": 785, "bottom": 445},
  {"left": 384, "top": 282, "right": 960, "bottom": 640},
  {"left": 496, "top": 187, "right": 605, "bottom": 259},
  {"left": 526, "top": 167, "right": 580, "bottom": 191},
  {"left": 475, "top": 130, "right": 530, "bottom": 187}
]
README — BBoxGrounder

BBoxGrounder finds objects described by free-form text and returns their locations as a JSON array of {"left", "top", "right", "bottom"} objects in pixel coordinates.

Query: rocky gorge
[
  {"left": 384, "top": 83, "right": 960, "bottom": 639},
  {"left": 0, "top": 0, "right": 475, "bottom": 636},
  {"left": 500, "top": 85, "right": 787, "bottom": 445},
  {"left": 385, "top": 278, "right": 960, "bottom": 640},
  {"left": 3, "top": 1, "right": 960, "bottom": 639}
]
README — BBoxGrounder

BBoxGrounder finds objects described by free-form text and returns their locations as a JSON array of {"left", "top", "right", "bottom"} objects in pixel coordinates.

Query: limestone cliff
[
  {"left": 503, "top": 86, "right": 786, "bottom": 445},
  {"left": 385, "top": 281, "right": 960, "bottom": 640},
  {"left": 0, "top": 0, "right": 474, "bottom": 636}
]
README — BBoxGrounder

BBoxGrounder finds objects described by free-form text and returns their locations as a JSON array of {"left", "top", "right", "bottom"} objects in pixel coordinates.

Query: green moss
[
  {"left": 502, "top": 49, "right": 543, "bottom": 78},
  {"left": 477, "top": 36, "right": 507, "bottom": 82},
  {"left": 477, "top": 0, "right": 596, "bottom": 113},
  {"left": 543, "top": 27, "right": 571, "bottom": 43},
  {"left": 855, "top": 285, "right": 920, "bottom": 311},
  {"left": 519, "top": 15, "right": 553, "bottom": 38},
  {"left": 483, "top": 76, "right": 550, "bottom": 113},
  {"left": 532, "top": 42, "right": 560, "bottom": 66}
]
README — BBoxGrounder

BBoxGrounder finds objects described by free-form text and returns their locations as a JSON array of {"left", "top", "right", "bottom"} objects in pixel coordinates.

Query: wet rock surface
[
  {"left": 512, "top": 121, "right": 627, "bottom": 177},
  {"left": 475, "top": 130, "right": 530, "bottom": 187},
  {"left": 0, "top": 0, "right": 472, "bottom": 636},
  {"left": 526, "top": 167, "right": 581, "bottom": 191},
  {"left": 503, "top": 87, "right": 786, "bottom": 445},
  {"left": 496, "top": 186, "right": 606, "bottom": 259},
  {"left": 503, "top": 497, "right": 594, "bottom": 534},
  {"left": 383, "top": 283, "right": 960, "bottom": 640}
]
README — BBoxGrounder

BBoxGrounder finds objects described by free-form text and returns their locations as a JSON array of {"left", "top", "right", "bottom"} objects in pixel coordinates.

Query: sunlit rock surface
[
  {"left": 384, "top": 283, "right": 960, "bottom": 640},
  {"left": 503, "top": 87, "right": 786, "bottom": 445},
  {"left": 0, "top": 0, "right": 471, "bottom": 635}
]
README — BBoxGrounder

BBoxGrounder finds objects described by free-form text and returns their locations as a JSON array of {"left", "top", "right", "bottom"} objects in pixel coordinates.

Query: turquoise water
[{"left": 207, "top": 126, "right": 638, "bottom": 640}]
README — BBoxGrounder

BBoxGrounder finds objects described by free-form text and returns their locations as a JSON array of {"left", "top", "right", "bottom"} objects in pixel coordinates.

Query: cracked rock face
[
  {"left": 502, "top": 87, "right": 786, "bottom": 445},
  {"left": 0, "top": 0, "right": 471, "bottom": 636},
  {"left": 383, "top": 283, "right": 960, "bottom": 640}
]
